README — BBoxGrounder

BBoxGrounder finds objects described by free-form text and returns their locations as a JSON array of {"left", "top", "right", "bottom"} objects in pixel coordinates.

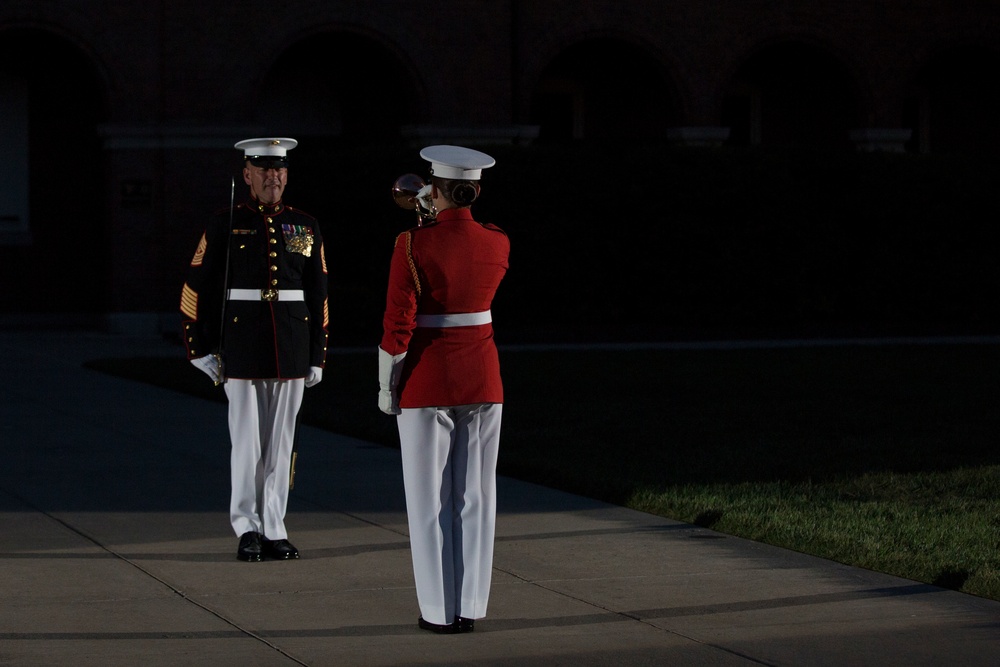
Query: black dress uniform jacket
[{"left": 180, "top": 198, "right": 329, "bottom": 379}]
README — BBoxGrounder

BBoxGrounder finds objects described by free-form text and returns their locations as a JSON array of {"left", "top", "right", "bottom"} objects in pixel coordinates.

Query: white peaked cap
[
  {"left": 234, "top": 137, "right": 298, "bottom": 158},
  {"left": 420, "top": 145, "right": 496, "bottom": 180}
]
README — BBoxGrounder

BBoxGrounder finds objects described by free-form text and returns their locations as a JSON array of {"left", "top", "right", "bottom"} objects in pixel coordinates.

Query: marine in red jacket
[{"left": 379, "top": 145, "right": 509, "bottom": 634}]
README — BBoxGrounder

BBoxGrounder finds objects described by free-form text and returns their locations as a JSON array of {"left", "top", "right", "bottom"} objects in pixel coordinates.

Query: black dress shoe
[
  {"left": 418, "top": 617, "right": 457, "bottom": 634},
  {"left": 237, "top": 531, "right": 262, "bottom": 562},
  {"left": 263, "top": 538, "right": 299, "bottom": 560},
  {"left": 455, "top": 616, "right": 475, "bottom": 633}
]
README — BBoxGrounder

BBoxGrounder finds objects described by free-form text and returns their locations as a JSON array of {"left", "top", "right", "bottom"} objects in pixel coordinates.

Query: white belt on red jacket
[
  {"left": 227, "top": 288, "right": 304, "bottom": 302},
  {"left": 415, "top": 310, "right": 492, "bottom": 328}
]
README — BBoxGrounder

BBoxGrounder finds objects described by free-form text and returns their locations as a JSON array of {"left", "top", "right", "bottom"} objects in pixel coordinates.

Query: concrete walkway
[{"left": 1, "top": 330, "right": 998, "bottom": 666}]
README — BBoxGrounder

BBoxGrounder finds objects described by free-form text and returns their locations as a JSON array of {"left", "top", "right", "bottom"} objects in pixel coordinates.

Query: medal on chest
[{"left": 282, "top": 224, "right": 314, "bottom": 257}]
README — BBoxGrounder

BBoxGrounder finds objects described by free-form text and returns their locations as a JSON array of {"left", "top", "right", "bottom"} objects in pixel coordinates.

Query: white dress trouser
[
  {"left": 397, "top": 403, "right": 502, "bottom": 625},
  {"left": 225, "top": 378, "right": 304, "bottom": 540}
]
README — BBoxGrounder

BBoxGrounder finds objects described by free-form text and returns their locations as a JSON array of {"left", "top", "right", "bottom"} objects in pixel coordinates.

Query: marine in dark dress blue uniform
[{"left": 180, "top": 137, "right": 329, "bottom": 562}]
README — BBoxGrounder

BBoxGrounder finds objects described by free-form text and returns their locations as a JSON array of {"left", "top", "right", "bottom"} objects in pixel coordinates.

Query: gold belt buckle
[{"left": 261, "top": 288, "right": 279, "bottom": 301}]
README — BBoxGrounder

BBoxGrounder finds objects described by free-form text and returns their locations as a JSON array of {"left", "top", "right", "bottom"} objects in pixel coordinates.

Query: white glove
[
  {"left": 305, "top": 366, "right": 323, "bottom": 388},
  {"left": 191, "top": 355, "right": 222, "bottom": 384},
  {"left": 415, "top": 183, "right": 434, "bottom": 213},
  {"left": 378, "top": 347, "right": 407, "bottom": 415}
]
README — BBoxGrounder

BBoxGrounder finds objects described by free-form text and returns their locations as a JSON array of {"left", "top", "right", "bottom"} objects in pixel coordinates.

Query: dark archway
[
  {"left": 529, "top": 38, "right": 681, "bottom": 142},
  {"left": 255, "top": 31, "right": 422, "bottom": 146},
  {"left": 0, "top": 28, "right": 108, "bottom": 316},
  {"left": 905, "top": 45, "right": 1000, "bottom": 155},
  {"left": 253, "top": 30, "right": 423, "bottom": 222},
  {"left": 722, "top": 42, "right": 862, "bottom": 150},
  {"left": 252, "top": 30, "right": 424, "bottom": 345}
]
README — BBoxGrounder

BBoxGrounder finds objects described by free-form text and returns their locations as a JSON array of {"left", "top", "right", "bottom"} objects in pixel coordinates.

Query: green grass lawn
[{"left": 86, "top": 339, "right": 1000, "bottom": 601}]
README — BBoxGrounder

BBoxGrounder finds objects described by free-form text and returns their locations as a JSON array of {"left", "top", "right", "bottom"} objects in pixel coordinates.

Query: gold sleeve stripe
[
  {"left": 180, "top": 283, "right": 199, "bottom": 320},
  {"left": 190, "top": 233, "right": 207, "bottom": 266},
  {"left": 323, "top": 298, "right": 329, "bottom": 328},
  {"left": 320, "top": 242, "right": 328, "bottom": 274}
]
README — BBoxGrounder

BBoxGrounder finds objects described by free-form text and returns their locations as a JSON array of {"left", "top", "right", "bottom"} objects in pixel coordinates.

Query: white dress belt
[
  {"left": 227, "top": 288, "right": 305, "bottom": 302},
  {"left": 415, "top": 310, "right": 492, "bottom": 328}
]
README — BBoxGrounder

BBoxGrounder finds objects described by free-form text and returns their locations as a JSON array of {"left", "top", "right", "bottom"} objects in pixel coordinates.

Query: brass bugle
[{"left": 392, "top": 173, "right": 435, "bottom": 224}]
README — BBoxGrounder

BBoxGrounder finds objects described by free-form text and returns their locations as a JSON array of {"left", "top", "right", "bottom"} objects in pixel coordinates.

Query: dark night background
[
  {"left": 290, "top": 141, "right": 1000, "bottom": 347},
  {"left": 0, "top": 2, "right": 998, "bottom": 346}
]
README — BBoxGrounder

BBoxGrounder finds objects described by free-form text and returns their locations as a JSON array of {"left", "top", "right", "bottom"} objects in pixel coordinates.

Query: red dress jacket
[{"left": 380, "top": 207, "right": 510, "bottom": 408}]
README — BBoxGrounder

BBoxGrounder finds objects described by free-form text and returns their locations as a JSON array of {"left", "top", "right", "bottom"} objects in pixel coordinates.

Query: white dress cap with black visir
[
  {"left": 235, "top": 137, "right": 298, "bottom": 167},
  {"left": 420, "top": 145, "right": 496, "bottom": 180}
]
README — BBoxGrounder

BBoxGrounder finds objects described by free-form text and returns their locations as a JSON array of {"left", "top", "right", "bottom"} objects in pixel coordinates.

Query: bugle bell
[{"left": 391, "top": 173, "right": 435, "bottom": 224}]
